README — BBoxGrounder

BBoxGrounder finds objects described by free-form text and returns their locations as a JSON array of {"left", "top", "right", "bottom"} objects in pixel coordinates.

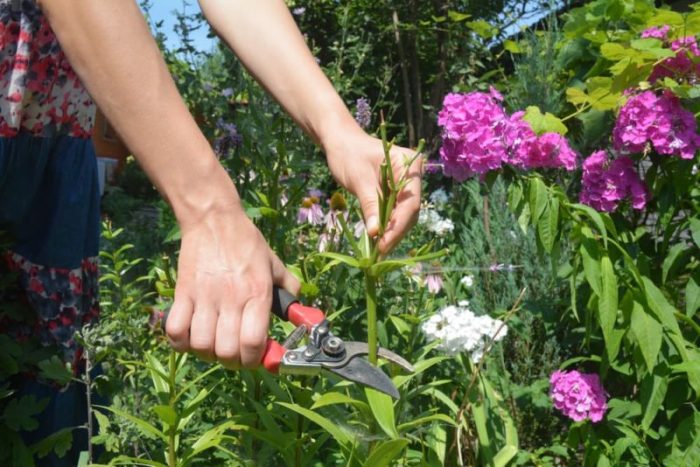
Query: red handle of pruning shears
[
  {"left": 262, "top": 287, "right": 326, "bottom": 374},
  {"left": 161, "top": 287, "right": 323, "bottom": 374}
]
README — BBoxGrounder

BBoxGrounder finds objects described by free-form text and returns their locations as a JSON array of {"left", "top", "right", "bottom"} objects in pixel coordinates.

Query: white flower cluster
[
  {"left": 421, "top": 302, "right": 507, "bottom": 362},
  {"left": 429, "top": 188, "right": 451, "bottom": 207},
  {"left": 418, "top": 189, "right": 455, "bottom": 236},
  {"left": 418, "top": 207, "right": 454, "bottom": 236}
]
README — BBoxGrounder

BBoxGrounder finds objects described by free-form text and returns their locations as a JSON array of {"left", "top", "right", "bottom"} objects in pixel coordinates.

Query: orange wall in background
[{"left": 91, "top": 108, "right": 129, "bottom": 174}]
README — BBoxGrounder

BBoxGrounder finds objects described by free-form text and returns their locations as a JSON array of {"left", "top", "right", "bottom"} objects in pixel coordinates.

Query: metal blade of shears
[{"left": 325, "top": 357, "right": 400, "bottom": 399}]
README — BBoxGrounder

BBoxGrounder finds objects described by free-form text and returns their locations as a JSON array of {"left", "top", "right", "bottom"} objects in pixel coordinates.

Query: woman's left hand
[{"left": 324, "top": 129, "right": 423, "bottom": 254}]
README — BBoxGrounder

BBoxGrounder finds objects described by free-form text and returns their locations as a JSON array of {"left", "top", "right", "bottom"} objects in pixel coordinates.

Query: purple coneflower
[{"left": 297, "top": 191, "right": 324, "bottom": 225}]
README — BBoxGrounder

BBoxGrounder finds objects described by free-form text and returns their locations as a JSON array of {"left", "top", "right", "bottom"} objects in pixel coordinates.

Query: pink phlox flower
[
  {"left": 550, "top": 370, "right": 608, "bottom": 423},
  {"left": 579, "top": 151, "right": 649, "bottom": 212},
  {"left": 613, "top": 90, "right": 700, "bottom": 160},
  {"left": 648, "top": 34, "right": 700, "bottom": 83},
  {"left": 516, "top": 131, "right": 577, "bottom": 171},
  {"left": 438, "top": 89, "right": 578, "bottom": 179},
  {"left": 641, "top": 25, "right": 670, "bottom": 40},
  {"left": 437, "top": 89, "right": 510, "bottom": 180}
]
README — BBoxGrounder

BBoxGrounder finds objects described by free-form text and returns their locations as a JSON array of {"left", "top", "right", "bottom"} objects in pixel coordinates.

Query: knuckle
[
  {"left": 215, "top": 346, "right": 240, "bottom": 363},
  {"left": 189, "top": 337, "right": 214, "bottom": 354}
]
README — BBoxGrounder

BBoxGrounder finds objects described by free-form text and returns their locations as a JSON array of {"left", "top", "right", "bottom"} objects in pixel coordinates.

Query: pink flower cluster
[
  {"left": 640, "top": 26, "right": 700, "bottom": 83},
  {"left": 580, "top": 151, "right": 648, "bottom": 212},
  {"left": 437, "top": 89, "right": 577, "bottom": 180},
  {"left": 613, "top": 90, "right": 700, "bottom": 160},
  {"left": 550, "top": 370, "right": 608, "bottom": 423},
  {"left": 640, "top": 25, "right": 670, "bottom": 40}
]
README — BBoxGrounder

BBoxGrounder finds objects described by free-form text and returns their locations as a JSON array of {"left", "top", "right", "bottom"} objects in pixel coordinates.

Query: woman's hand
[
  {"left": 324, "top": 129, "right": 423, "bottom": 254},
  {"left": 165, "top": 206, "right": 300, "bottom": 369}
]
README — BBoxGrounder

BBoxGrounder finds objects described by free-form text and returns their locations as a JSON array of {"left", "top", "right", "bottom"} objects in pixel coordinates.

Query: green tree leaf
[
  {"left": 38, "top": 356, "right": 73, "bottom": 386},
  {"left": 3, "top": 395, "right": 48, "bottom": 431},
  {"left": 523, "top": 106, "right": 568, "bottom": 135}
]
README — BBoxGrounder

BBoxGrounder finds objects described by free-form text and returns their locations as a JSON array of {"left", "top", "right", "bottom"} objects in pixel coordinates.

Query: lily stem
[{"left": 364, "top": 272, "right": 378, "bottom": 365}]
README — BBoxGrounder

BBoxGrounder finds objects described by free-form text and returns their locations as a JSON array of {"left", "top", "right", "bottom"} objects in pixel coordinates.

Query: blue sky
[{"left": 142, "top": 1, "right": 217, "bottom": 52}]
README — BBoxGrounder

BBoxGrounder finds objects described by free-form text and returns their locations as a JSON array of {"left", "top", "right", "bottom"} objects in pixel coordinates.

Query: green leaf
[
  {"left": 363, "top": 439, "right": 409, "bottom": 467},
  {"left": 640, "top": 372, "right": 668, "bottom": 431},
  {"left": 394, "top": 356, "right": 447, "bottom": 388},
  {"left": 184, "top": 421, "right": 244, "bottom": 462},
  {"left": 144, "top": 353, "right": 169, "bottom": 398},
  {"left": 629, "top": 300, "right": 662, "bottom": 372},
  {"left": 642, "top": 277, "right": 700, "bottom": 394},
  {"left": 152, "top": 405, "right": 177, "bottom": 427},
  {"left": 311, "top": 392, "right": 369, "bottom": 414},
  {"left": 447, "top": 10, "right": 470, "bottom": 22},
  {"left": 646, "top": 10, "right": 685, "bottom": 28},
  {"left": 317, "top": 252, "right": 360, "bottom": 268},
  {"left": 686, "top": 275, "right": 700, "bottom": 317},
  {"left": 277, "top": 402, "right": 352, "bottom": 447},
  {"left": 467, "top": 20, "right": 496, "bottom": 38},
  {"left": 570, "top": 203, "right": 608, "bottom": 246},
  {"left": 538, "top": 197, "right": 558, "bottom": 253},
  {"left": 580, "top": 230, "right": 602, "bottom": 296},
  {"left": 661, "top": 243, "right": 688, "bottom": 284},
  {"left": 599, "top": 255, "right": 620, "bottom": 361},
  {"left": 529, "top": 177, "right": 548, "bottom": 223},
  {"left": 494, "top": 445, "right": 518, "bottom": 467},
  {"left": 397, "top": 413, "right": 457, "bottom": 432},
  {"left": 600, "top": 42, "right": 630, "bottom": 60},
  {"left": 365, "top": 388, "right": 398, "bottom": 439},
  {"left": 662, "top": 412, "right": 700, "bottom": 466},
  {"left": 96, "top": 406, "right": 167, "bottom": 441},
  {"left": 690, "top": 218, "right": 700, "bottom": 249},
  {"left": 566, "top": 86, "right": 589, "bottom": 105},
  {"left": 503, "top": 40, "right": 521, "bottom": 53},
  {"left": 38, "top": 356, "right": 73, "bottom": 386},
  {"left": 3, "top": 395, "right": 48, "bottom": 431},
  {"left": 31, "top": 427, "right": 73, "bottom": 458},
  {"left": 523, "top": 106, "right": 568, "bottom": 135}
]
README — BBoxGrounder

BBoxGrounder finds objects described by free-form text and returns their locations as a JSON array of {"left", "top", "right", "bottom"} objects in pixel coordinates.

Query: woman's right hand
[{"left": 165, "top": 205, "right": 300, "bottom": 369}]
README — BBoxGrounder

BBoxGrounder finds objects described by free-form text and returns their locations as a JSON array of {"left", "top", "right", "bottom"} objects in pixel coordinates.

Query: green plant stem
[
  {"left": 364, "top": 273, "right": 378, "bottom": 365},
  {"left": 167, "top": 352, "right": 178, "bottom": 467}
]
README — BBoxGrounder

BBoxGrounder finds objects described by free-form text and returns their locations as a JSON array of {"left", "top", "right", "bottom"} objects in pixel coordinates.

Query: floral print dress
[{"left": 0, "top": 0, "right": 100, "bottom": 371}]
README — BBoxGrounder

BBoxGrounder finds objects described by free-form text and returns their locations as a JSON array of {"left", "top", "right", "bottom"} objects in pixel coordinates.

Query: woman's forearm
[
  {"left": 39, "top": 0, "right": 240, "bottom": 226},
  {"left": 198, "top": 0, "right": 365, "bottom": 151}
]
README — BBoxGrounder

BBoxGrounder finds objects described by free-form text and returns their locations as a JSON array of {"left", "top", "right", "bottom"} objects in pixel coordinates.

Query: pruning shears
[
  {"left": 162, "top": 287, "right": 414, "bottom": 399},
  {"left": 262, "top": 287, "right": 414, "bottom": 399}
]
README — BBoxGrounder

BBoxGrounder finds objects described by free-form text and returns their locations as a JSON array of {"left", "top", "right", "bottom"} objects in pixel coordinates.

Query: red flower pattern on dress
[
  {"left": 2, "top": 251, "right": 100, "bottom": 374},
  {"left": 1, "top": 1, "right": 95, "bottom": 138}
]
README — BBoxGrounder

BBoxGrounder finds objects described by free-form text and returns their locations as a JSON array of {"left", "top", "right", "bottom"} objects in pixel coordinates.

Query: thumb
[
  {"left": 270, "top": 253, "right": 301, "bottom": 297},
  {"left": 356, "top": 185, "right": 381, "bottom": 237}
]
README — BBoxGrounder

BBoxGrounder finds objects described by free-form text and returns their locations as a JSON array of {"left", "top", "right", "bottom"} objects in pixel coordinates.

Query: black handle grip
[{"left": 271, "top": 286, "right": 299, "bottom": 321}]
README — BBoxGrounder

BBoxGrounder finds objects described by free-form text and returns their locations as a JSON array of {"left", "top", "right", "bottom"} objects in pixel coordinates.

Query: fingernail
[{"left": 367, "top": 215, "right": 378, "bottom": 233}]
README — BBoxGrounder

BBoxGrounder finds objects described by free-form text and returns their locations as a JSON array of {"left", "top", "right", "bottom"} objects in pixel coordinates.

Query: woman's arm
[
  {"left": 39, "top": 0, "right": 299, "bottom": 368},
  {"left": 198, "top": 0, "right": 422, "bottom": 252}
]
